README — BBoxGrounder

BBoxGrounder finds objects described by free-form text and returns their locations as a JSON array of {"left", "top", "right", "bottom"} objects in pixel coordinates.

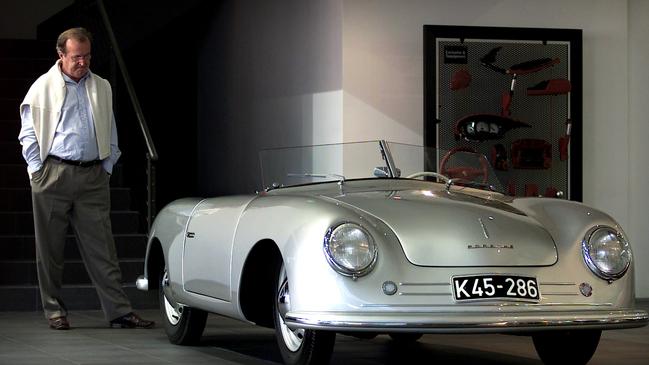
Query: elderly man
[{"left": 18, "top": 27, "right": 154, "bottom": 330}]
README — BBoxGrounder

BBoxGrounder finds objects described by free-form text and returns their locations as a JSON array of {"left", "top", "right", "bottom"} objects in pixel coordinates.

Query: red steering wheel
[{"left": 440, "top": 146, "right": 489, "bottom": 184}]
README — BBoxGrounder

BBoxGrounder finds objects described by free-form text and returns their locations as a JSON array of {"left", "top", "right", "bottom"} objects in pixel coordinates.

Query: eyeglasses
[{"left": 66, "top": 53, "right": 92, "bottom": 62}]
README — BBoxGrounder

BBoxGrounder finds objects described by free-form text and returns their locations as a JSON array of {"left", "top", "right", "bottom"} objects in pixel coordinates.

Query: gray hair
[{"left": 56, "top": 27, "right": 93, "bottom": 54}]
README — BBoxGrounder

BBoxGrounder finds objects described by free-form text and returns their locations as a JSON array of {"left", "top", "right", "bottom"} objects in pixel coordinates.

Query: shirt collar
[{"left": 61, "top": 69, "right": 91, "bottom": 85}]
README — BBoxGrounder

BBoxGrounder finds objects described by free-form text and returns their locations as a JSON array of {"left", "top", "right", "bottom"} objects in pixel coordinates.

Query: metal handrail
[
  {"left": 96, "top": 0, "right": 158, "bottom": 161},
  {"left": 95, "top": 0, "right": 158, "bottom": 229}
]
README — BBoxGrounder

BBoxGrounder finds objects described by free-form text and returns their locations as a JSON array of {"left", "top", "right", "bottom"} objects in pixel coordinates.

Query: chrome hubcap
[
  {"left": 277, "top": 265, "right": 304, "bottom": 352},
  {"left": 162, "top": 270, "right": 181, "bottom": 325}
]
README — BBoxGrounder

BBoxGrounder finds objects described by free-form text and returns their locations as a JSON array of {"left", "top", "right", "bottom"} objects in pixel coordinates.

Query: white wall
[
  {"left": 196, "top": 0, "right": 647, "bottom": 296},
  {"left": 628, "top": 0, "right": 649, "bottom": 298},
  {"left": 342, "top": 0, "right": 648, "bottom": 297}
]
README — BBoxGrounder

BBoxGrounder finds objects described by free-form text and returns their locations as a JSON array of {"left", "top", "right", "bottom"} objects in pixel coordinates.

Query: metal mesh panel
[{"left": 437, "top": 40, "right": 571, "bottom": 197}]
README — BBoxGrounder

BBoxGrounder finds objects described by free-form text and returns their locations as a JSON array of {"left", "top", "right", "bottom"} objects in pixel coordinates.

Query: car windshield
[{"left": 259, "top": 140, "right": 504, "bottom": 192}]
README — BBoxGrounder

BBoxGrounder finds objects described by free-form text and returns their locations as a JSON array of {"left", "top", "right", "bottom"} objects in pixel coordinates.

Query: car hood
[{"left": 329, "top": 189, "right": 558, "bottom": 267}]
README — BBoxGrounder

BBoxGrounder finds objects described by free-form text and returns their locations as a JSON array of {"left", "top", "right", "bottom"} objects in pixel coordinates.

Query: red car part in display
[
  {"left": 440, "top": 146, "right": 489, "bottom": 183},
  {"left": 525, "top": 183, "right": 539, "bottom": 197},
  {"left": 511, "top": 139, "right": 552, "bottom": 169},
  {"left": 454, "top": 114, "right": 531, "bottom": 142},
  {"left": 480, "top": 46, "right": 560, "bottom": 117},
  {"left": 450, "top": 69, "right": 472, "bottom": 91},
  {"left": 453, "top": 47, "right": 560, "bottom": 142},
  {"left": 527, "top": 78, "right": 572, "bottom": 96},
  {"left": 559, "top": 119, "right": 572, "bottom": 161},
  {"left": 490, "top": 143, "right": 509, "bottom": 171}
]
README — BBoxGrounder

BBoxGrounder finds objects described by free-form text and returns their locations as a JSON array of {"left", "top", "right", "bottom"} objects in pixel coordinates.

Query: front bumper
[
  {"left": 136, "top": 275, "right": 149, "bottom": 291},
  {"left": 285, "top": 308, "right": 648, "bottom": 333}
]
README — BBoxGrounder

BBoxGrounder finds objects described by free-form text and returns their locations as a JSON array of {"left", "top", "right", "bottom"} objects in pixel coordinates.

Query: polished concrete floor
[{"left": 0, "top": 301, "right": 647, "bottom": 365}]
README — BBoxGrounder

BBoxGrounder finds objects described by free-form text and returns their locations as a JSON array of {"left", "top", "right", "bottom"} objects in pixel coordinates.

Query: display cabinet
[{"left": 424, "top": 25, "right": 582, "bottom": 201}]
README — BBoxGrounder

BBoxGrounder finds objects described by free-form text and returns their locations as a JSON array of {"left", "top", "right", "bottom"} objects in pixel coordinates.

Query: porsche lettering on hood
[
  {"left": 467, "top": 243, "right": 514, "bottom": 249},
  {"left": 331, "top": 189, "right": 558, "bottom": 267}
]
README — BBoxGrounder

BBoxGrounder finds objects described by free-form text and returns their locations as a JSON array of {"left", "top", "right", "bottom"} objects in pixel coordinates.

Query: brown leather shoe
[
  {"left": 48, "top": 316, "right": 70, "bottom": 330},
  {"left": 109, "top": 312, "right": 155, "bottom": 329}
]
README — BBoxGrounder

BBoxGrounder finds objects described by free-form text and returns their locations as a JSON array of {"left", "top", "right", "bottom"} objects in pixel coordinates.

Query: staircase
[{"left": 0, "top": 39, "right": 156, "bottom": 311}]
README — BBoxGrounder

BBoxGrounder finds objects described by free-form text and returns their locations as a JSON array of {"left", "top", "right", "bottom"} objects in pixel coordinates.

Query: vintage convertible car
[{"left": 136, "top": 140, "right": 647, "bottom": 365}]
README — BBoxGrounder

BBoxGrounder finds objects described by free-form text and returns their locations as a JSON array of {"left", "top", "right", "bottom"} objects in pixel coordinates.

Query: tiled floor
[{"left": 0, "top": 301, "right": 647, "bottom": 365}]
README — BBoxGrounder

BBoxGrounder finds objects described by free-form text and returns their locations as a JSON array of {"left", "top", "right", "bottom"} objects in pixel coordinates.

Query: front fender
[
  {"left": 230, "top": 193, "right": 400, "bottom": 315},
  {"left": 511, "top": 198, "right": 636, "bottom": 307},
  {"left": 139, "top": 198, "right": 203, "bottom": 295}
]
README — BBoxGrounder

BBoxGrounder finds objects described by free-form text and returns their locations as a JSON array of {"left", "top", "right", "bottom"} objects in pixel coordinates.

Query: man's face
[{"left": 58, "top": 38, "right": 91, "bottom": 82}]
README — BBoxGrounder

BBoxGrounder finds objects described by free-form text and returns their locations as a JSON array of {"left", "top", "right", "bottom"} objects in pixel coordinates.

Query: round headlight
[
  {"left": 582, "top": 226, "right": 632, "bottom": 281},
  {"left": 323, "top": 223, "right": 378, "bottom": 278}
]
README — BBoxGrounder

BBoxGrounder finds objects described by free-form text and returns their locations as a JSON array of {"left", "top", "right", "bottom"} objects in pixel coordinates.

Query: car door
[{"left": 182, "top": 196, "right": 253, "bottom": 301}]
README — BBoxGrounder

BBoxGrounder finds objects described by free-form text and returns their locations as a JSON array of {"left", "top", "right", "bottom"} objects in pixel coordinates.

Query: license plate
[{"left": 452, "top": 274, "right": 540, "bottom": 302}]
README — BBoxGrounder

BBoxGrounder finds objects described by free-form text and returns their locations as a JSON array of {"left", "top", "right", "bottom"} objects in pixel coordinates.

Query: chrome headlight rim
[
  {"left": 323, "top": 222, "right": 378, "bottom": 278},
  {"left": 581, "top": 225, "right": 631, "bottom": 281}
]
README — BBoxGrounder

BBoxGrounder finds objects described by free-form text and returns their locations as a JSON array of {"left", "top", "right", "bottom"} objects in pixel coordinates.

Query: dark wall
[
  {"left": 117, "top": 5, "right": 213, "bottom": 209},
  {"left": 38, "top": 0, "right": 215, "bottom": 210},
  {"left": 35, "top": 0, "right": 342, "bottom": 206},
  {"left": 0, "top": 0, "right": 73, "bottom": 39},
  {"left": 196, "top": 0, "right": 343, "bottom": 196}
]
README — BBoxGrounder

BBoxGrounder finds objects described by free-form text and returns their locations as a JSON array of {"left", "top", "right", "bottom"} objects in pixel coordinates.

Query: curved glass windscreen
[{"left": 259, "top": 140, "right": 504, "bottom": 192}]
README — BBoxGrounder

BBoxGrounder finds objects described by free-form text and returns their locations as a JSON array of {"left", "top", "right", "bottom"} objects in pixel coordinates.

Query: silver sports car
[{"left": 136, "top": 140, "right": 647, "bottom": 365}]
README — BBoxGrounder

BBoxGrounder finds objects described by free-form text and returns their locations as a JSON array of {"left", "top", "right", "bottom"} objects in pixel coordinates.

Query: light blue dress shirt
[{"left": 19, "top": 71, "right": 121, "bottom": 174}]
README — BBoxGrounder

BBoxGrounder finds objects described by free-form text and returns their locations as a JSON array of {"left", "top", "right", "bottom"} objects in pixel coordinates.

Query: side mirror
[
  {"left": 373, "top": 167, "right": 389, "bottom": 177},
  {"left": 373, "top": 167, "right": 401, "bottom": 178}
]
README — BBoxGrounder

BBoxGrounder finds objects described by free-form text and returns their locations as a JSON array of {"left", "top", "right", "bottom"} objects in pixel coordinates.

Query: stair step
[
  {"left": 0, "top": 164, "right": 126, "bottom": 188},
  {"left": 0, "top": 233, "right": 146, "bottom": 260},
  {"left": 0, "top": 259, "right": 144, "bottom": 285},
  {"left": 0, "top": 38, "right": 154, "bottom": 313},
  {"left": 0, "top": 211, "right": 142, "bottom": 234},
  {"left": 0, "top": 186, "right": 132, "bottom": 210},
  {"left": 0, "top": 78, "right": 32, "bottom": 99},
  {"left": 0, "top": 285, "right": 158, "bottom": 311}
]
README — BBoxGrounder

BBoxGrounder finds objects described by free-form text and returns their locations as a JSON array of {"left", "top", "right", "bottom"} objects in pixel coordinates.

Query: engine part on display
[
  {"left": 490, "top": 144, "right": 509, "bottom": 171},
  {"left": 507, "top": 180, "right": 516, "bottom": 196},
  {"left": 480, "top": 46, "right": 562, "bottom": 118},
  {"left": 439, "top": 146, "right": 489, "bottom": 183},
  {"left": 450, "top": 69, "right": 472, "bottom": 90},
  {"left": 545, "top": 186, "right": 559, "bottom": 198},
  {"left": 559, "top": 119, "right": 572, "bottom": 161},
  {"left": 525, "top": 183, "right": 539, "bottom": 197},
  {"left": 511, "top": 139, "right": 552, "bottom": 169},
  {"left": 527, "top": 78, "right": 572, "bottom": 96},
  {"left": 480, "top": 46, "right": 561, "bottom": 75},
  {"left": 454, "top": 113, "right": 531, "bottom": 142}
]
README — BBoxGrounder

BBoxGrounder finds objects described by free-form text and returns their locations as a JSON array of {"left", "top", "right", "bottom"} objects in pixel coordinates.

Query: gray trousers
[{"left": 30, "top": 158, "right": 132, "bottom": 321}]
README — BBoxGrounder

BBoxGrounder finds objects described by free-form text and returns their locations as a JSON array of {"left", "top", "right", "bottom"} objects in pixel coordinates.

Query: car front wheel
[
  {"left": 160, "top": 268, "right": 208, "bottom": 345},
  {"left": 532, "top": 330, "right": 601, "bottom": 365},
  {"left": 274, "top": 263, "right": 336, "bottom": 365}
]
